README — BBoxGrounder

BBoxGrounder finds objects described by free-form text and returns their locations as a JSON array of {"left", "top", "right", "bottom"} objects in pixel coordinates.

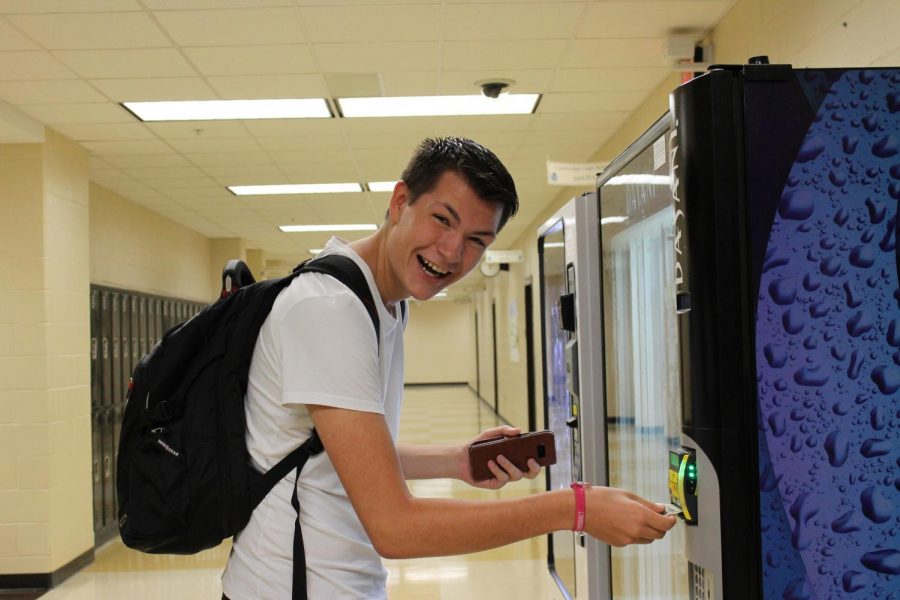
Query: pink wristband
[{"left": 571, "top": 482, "right": 589, "bottom": 532}]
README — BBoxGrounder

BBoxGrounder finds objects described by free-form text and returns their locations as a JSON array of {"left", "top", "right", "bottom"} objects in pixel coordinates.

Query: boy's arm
[
  {"left": 308, "top": 404, "right": 676, "bottom": 559},
  {"left": 396, "top": 424, "right": 541, "bottom": 489}
]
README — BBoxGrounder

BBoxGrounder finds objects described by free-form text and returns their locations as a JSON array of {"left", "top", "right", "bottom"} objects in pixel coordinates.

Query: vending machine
[
  {"left": 537, "top": 193, "right": 608, "bottom": 600},
  {"left": 597, "top": 61, "right": 899, "bottom": 599}
]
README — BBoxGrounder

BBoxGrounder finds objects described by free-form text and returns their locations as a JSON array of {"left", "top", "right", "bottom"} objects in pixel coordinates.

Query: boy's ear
[{"left": 388, "top": 181, "right": 410, "bottom": 222}]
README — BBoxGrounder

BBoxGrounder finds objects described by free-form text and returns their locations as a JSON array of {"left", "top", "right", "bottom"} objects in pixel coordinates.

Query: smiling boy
[{"left": 221, "top": 137, "right": 675, "bottom": 599}]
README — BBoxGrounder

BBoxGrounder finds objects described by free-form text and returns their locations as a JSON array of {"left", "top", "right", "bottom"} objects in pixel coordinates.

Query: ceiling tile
[
  {"left": 168, "top": 136, "right": 261, "bottom": 154},
  {"left": 0, "top": 18, "right": 39, "bottom": 50},
  {"left": 442, "top": 40, "right": 568, "bottom": 70},
  {"left": 55, "top": 49, "right": 198, "bottom": 78},
  {"left": 91, "top": 78, "right": 218, "bottom": 102},
  {"left": 145, "top": 120, "right": 251, "bottom": 139},
  {"left": 184, "top": 45, "right": 316, "bottom": 76},
  {"left": 51, "top": 122, "right": 157, "bottom": 141},
  {"left": 0, "top": 51, "right": 76, "bottom": 80},
  {"left": 7, "top": 12, "right": 170, "bottom": 50},
  {"left": 300, "top": 5, "right": 440, "bottom": 43},
  {"left": 81, "top": 139, "right": 174, "bottom": 155},
  {"left": 19, "top": 102, "right": 134, "bottom": 124},
  {"left": 437, "top": 69, "right": 554, "bottom": 95},
  {"left": 561, "top": 39, "right": 668, "bottom": 68},
  {"left": 0, "top": 79, "right": 106, "bottom": 104},
  {"left": 444, "top": 2, "right": 586, "bottom": 40},
  {"left": 154, "top": 8, "right": 305, "bottom": 47},
  {"left": 143, "top": 0, "right": 291, "bottom": 8},
  {"left": 315, "top": 42, "right": 439, "bottom": 72},
  {"left": 184, "top": 151, "right": 271, "bottom": 167},
  {"left": 207, "top": 74, "right": 327, "bottom": 99},
  {"left": 577, "top": 1, "right": 733, "bottom": 39},
  {"left": 102, "top": 153, "right": 192, "bottom": 169},
  {"left": 0, "top": 1, "right": 142, "bottom": 13},
  {"left": 550, "top": 67, "right": 670, "bottom": 92},
  {"left": 538, "top": 91, "right": 645, "bottom": 113}
]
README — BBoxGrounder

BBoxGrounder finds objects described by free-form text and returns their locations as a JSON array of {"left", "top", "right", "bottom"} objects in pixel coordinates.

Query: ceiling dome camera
[
  {"left": 480, "top": 81, "right": 509, "bottom": 98},
  {"left": 475, "top": 78, "right": 515, "bottom": 99}
]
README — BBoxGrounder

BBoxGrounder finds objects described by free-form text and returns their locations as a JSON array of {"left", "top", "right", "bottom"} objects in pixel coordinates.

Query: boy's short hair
[{"left": 401, "top": 137, "right": 519, "bottom": 231}]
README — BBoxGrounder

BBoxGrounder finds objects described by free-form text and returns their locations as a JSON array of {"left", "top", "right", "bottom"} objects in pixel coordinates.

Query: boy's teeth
[{"left": 420, "top": 256, "right": 448, "bottom": 276}]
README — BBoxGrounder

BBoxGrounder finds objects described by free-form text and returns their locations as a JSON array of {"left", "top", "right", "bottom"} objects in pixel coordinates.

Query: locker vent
[{"left": 689, "top": 561, "right": 713, "bottom": 600}]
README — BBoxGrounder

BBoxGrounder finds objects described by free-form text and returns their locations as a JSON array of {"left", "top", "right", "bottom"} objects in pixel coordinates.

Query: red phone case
[{"left": 467, "top": 430, "right": 557, "bottom": 481}]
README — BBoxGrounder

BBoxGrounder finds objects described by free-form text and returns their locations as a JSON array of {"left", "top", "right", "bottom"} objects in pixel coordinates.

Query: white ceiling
[{"left": 0, "top": 0, "right": 734, "bottom": 280}]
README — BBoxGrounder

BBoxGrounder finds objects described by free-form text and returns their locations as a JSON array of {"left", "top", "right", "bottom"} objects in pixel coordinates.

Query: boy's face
[{"left": 383, "top": 170, "right": 502, "bottom": 302}]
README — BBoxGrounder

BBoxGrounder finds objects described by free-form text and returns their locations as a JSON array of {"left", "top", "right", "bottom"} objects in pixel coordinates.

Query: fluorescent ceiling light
[
  {"left": 367, "top": 181, "right": 398, "bottom": 192},
  {"left": 543, "top": 242, "right": 565, "bottom": 248},
  {"left": 601, "top": 216, "right": 628, "bottom": 225},
  {"left": 604, "top": 174, "right": 671, "bottom": 186},
  {"left": 123, "top": 99, "right": 331, "bottom": 121},
  {"left": 308, "top": 249, "right": 324, "bottom": 255},
  {"left": 279, "top": 224, "right": 377, "bottom": 233},
  {"left": 337, "top": 94, "right": 540, "bottom": 118},
  {"left": 229, "top": 183, "right": 363, "bottom": 195}
]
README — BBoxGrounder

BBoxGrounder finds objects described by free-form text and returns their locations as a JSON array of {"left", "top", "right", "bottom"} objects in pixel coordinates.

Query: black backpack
[{"left": 116, "top": 254, "right": 381, "bottom": 598}]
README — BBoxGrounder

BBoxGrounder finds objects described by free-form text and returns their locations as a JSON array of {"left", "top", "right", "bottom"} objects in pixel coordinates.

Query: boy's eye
[
  {"left": 434, "top": 214, "right": 450, "bottom": 225},
  {"left": 470, "top": 237, "right": 487, "bottom": 248}
]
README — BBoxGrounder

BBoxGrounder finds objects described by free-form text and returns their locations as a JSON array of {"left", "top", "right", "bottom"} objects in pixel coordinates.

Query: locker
[
  {"left": 139, "top": 296, "right": 147, "bottom": 357},
  {"left": 90, "top": 290, "right": 100, "bottom": 410},
  {"left": 91, "top": 407, "right": 103, "bottom": 531},
  {"left": 130, "top": 295, "right": 140, "bottom": 373},
  {"left": 154, "top": 298, "right": 163, "bottom": 343},
  {"left": 100, "top": 291, "right": 112, "bottom": 407},
  {"left": 162, "top": 299, "right": 171, "bottom": 333},
  {"left": 101, "top": 406, "right": 115, "bottom": 527},
  {"left": 110, "top": 293, "right": 121, "bottom": 409},
  {"left": 119, "top": 293, "right": 130, "bottom": 402}
]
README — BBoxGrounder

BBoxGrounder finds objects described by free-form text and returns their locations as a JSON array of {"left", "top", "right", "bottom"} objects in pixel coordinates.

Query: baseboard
[
  {"left": 403, "top": 381, "right": 469, "bottom": 387},
  {"left": 0, "top": 547, "right": 94, "bottom": 591}
]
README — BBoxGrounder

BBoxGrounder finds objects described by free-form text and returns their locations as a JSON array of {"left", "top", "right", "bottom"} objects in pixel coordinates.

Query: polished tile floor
[{"left": 36, "top": 385, "right": 552, "bottom": 600}]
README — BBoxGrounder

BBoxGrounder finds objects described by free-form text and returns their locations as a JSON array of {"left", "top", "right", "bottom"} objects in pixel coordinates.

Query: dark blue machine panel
[{"left": 754, "top": 70, "right": 899, "bottom": 599}]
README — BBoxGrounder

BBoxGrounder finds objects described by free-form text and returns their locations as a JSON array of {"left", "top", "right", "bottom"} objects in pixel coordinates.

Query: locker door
[
  {"left": 130, "top": 295, "right": 140, "bottom": 372},
  {"left": 139, "top": 296, "right": 148, "bottom": 357},
  {"left": 90, "top": 289, "right": 103, "bottom": 532},
  {"left": 162, "top": 299, "right": 170, "bottom": 334},
  {"left": 154, "top": 298, "right": 163, "bottom": 343},
  {"left": 111, "top": 293, "right": 122, "bottom": 407},
  {"left": 97, "top": 290, "right": 115, "bottom": 526}
]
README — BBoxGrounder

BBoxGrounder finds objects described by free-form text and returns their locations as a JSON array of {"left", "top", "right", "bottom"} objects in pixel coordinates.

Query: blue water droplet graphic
[
  {"left": 841, "top": 570, "right": 870, "bottom": 592},
  {"left": 783, "top": 307, "right": 807, "bottom": 334},
  {"left": 860, "top": 549, "right": 900, "bottom": 575},
  {"left": 780, "top": 188, "right": 818, "bottom": 220},
  {"left": 831, "top": 510, "right": 865, "bottom": 533},
  {"left": 872, "top": 135, "right": 899, "bottom": 158},
  {"left": 783, "top": 577, "right": 815, "bottom": 600},
  {"left": 765, "top": 343, "right": 789, "bottom": 368},
  {"left": 849, "top": 245, "right": 876, "bottom": 268},
  {"left": 797, "top": 136, "right": 827, "bottom": 162},
  {"left": 847, "top": 310, "right": 874, "bottom": 337},
  {"left": 871, "top": 365, "right": 900, "bottom": 394},
  {"left": 859, "top": 438, "right": 892, "bottom": 459},
  {"left": 769, "top": 279, "right": 798, "bottom": 304},
  {"left": 821, "top": 256, "right": 842, "bottom": 276},
  {"left": 795, "top": 366, "right": 830, "bottom": 387},
  {"left": 825, "top": 429, "right": 850, "bottom": 466}
]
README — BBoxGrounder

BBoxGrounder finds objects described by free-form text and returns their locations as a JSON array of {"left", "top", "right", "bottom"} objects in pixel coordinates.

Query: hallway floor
[{"left": 36, "top": 385, "right": 552, "bottom": 599}]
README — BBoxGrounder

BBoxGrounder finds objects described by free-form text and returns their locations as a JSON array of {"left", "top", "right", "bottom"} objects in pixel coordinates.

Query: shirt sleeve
[{"left": 275, "top": 284, "right": 383, "bottom": 414}]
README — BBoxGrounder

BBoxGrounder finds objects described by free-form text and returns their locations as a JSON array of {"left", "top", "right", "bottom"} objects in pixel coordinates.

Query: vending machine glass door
[
  {"left": 539, "top": 219, "right": 577, "bottom": 597},
  {"left": 598, "top": 122, "right": 689, "bottom": 599}
]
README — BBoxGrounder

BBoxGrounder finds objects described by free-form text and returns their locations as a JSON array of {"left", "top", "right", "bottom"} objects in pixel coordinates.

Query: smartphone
[{"left": 468, "top": 430, "right": 557, "bottom": 481}]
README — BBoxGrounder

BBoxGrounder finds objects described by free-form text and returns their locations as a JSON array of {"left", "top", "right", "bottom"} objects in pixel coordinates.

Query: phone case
[{"left": 467, "top": 430, "right": 557, "bottom": 481}]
